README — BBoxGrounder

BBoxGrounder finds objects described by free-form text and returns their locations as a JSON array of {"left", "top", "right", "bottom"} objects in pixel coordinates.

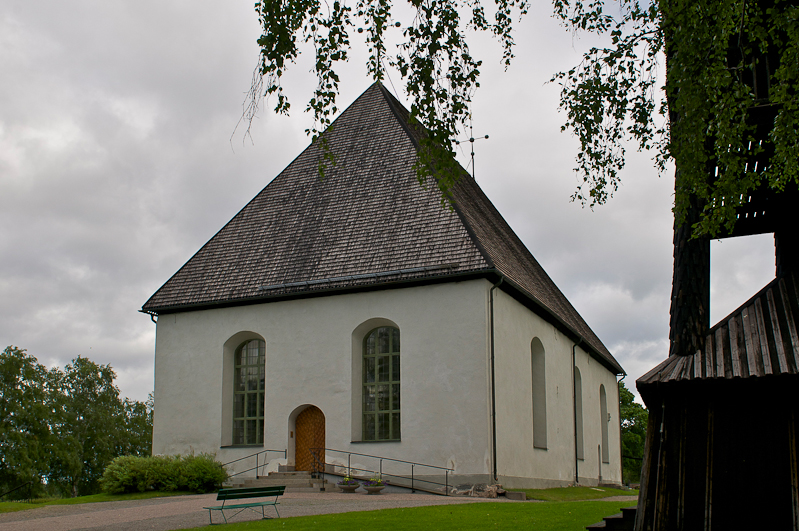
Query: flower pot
[
  {"left": 364, "top": 485, "right": 385, "bottom": 495},
  {"left": 338, "top": 484, "right": 359, "bottom": 493}
]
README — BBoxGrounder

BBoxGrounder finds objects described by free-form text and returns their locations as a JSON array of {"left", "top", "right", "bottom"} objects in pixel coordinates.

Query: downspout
[
  {"left": 572, "top": 336, "right": 583, "bottom": 485},
  {"left": 617, "top": 374, "right": 625, "bottom": 485},
  {"left": 489, "top": 276, "right": 504, "bottom": 483}
]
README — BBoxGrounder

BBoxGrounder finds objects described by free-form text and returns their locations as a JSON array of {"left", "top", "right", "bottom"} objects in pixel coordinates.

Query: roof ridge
[
  {"left": 372, "top": 84, "right": 497, "bottom": 271},
  {"left": 368, "top": 84, "right": 618, "bottom": 368}
]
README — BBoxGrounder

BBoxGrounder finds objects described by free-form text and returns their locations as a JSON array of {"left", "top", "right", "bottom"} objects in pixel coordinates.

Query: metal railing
[
  {"left": 221, "top": 449, "right": 287, "bottom": 479},
  {"left": 309, "top": 447, "right": 454, "bottom": 495}
]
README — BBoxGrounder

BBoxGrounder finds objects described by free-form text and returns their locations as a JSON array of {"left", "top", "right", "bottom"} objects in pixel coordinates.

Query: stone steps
[
  {"left": 586, "top": 506, "right": 637, "bottom": 530},
  {"left": 229, "top": 471, "right": 331, "bottom": 493}
]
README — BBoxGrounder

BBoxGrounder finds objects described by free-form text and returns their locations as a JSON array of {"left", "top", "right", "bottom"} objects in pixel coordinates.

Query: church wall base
[{"left": 498, "top": 475, "right": 576, "bottom": 489}]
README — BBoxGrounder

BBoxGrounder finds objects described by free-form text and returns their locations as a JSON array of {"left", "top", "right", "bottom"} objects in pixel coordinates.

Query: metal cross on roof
[{"left": 456, "top": 123, "right": 489, "bottom": 181}]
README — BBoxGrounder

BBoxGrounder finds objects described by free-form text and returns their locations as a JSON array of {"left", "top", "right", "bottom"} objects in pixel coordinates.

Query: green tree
[
  {"left": 1, "top": 347, "right": 154, "bottom": 499},
  {"left": 47, "top": 357, "right": 125, "bottom": 497},
  {"left": 619, "top": 380, "right": 647, "bottom": 484},
  {"left": 118, "top": 393, "right": 153, "bottom": 457},
  {"left": 551, "top": 0, "right": 799, "bottom": 237},
  {"left": 0, "top": 347, "right": 51, "bottom": 498},
  {"left": 248, "top": 0, "right": 528, "bottom": 200},
  {"left": 249, "top": 0, "right": 799, "bottom": 237}
]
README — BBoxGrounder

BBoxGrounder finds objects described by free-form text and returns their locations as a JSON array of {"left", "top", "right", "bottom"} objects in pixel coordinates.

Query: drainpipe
[
  {"left": 572, "top": 336, "right": 583, "bottom": 484},
  {"left": 489, "top": 277, "right": 504, "bottom": 483},
  {"left": 617, "top": 374, "right": 625, "bottom": 485}
]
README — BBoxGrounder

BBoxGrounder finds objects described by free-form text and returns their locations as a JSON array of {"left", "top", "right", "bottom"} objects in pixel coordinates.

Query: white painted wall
[
  {"left": 152, "top": 280, "right": 493, "bottom": 481},
  {"left": 151, "top": 278, "right": 621, "bottom": 487},
  {"left": 492, "top": 289, "right": 622, "bottom": 488}
]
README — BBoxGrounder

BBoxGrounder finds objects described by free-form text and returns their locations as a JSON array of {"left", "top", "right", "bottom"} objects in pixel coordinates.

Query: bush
[
  {"left": 100, "top": 454, "right": 227, "bottom": 494},
  {"left": 182, "top": 454, "right": 227, "bottom": 493}
]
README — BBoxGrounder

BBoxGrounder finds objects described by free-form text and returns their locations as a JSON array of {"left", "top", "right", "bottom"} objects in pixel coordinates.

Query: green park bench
[{"left": 204, "top": 485, "right": 285, "bottom": 524}]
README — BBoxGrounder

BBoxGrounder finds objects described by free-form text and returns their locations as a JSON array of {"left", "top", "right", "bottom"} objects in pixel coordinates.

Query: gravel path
[{"left": 0, "top": 491, "right": 514, "bottom": 531}]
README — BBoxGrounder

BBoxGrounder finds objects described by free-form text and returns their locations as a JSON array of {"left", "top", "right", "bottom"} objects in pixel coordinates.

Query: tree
[
  {"left": 249, "top": 0, "right": 799, "bottom": 237},
  {"left": 618, "top": 380, "right": 647, "bottom": 484},
  {"left": 0, "top": 347, "right": 51, "bottom": 498},
  {"left": 47, "top": 357, "right": 125, "bottom": 497},
  {"left": 1, "top": 347, "right": 154, "bottom": 499},
  {"left": 248, "top": 0, "right": 528, "bottom": 200},
  {"left": 118, "top": 393, "right": 153, "bottom": 457},
  {"left": 552, "top": 0, "right": 799, "bottom": 237}
]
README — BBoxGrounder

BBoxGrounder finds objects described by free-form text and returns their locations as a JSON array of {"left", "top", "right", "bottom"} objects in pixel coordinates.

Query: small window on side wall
[
  {"left": 532, "top": 338, "right": 547, "bottom": 449},
  {"left": 574, "top": 367, "right": 584, "bottom": 459},
  {"left": 600, "top": 384, "right": 609, "bottom": 463},
  {"left": 363, "top": 327, "right": 400, "bottom": 441}
]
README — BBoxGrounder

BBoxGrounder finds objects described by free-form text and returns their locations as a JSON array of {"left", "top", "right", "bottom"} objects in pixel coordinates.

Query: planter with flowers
[
  {"left": 363, "top": 476, "right": 386, "bottom": 495},
  {"left": 337, "top": 476, "right": 360, "bottom": 493}
]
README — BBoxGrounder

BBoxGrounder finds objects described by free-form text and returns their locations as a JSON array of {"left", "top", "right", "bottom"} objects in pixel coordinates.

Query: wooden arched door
[{"left": 295, "top": 406, "right": 325, "bottom": 472}]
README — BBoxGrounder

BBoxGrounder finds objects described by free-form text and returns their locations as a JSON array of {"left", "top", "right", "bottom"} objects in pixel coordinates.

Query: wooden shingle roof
[
  {"left": 637, "top": 271, "right": 799, "bottom": 390},
  {"left": 143, "top": 83, "right": 622, "bottom": 373}
]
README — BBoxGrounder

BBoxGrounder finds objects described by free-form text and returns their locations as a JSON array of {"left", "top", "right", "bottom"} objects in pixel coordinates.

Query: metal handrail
[
  {"left": 309, "top": 447, "right": 453, "bottom": 495},
  {"left": 221, "top": 449, "right": 287, "bottom": 478},
  {"left": 315, "top": 448, "right": 453, "bottom": 471}
]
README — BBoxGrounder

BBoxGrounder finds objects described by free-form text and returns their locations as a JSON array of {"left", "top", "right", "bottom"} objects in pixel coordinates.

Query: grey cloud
[{"left": 1, "top": 1, "right": 773, "bottom": 403}]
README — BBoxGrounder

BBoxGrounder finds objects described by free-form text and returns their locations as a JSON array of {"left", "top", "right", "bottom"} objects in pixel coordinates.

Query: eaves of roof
[{"left": 637, "top": 270, "right": 799, "bottom": 400}]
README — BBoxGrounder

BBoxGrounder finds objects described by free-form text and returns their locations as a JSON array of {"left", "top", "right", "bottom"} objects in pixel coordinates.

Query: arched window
[
  {"left": 574, "top": 367, "right": 584, "bottom": 459},
  {"left": 363, "top": 326, "right": 400, "bottom": 441},
  {"left": 233, "top": 339, "right": 265, "bottom": 445},
  {"left": 531, "top": 338, "right": 547, "bottom": 449},
  {"left": 600, "top": 384, "right": 609, "bottom": 463}
]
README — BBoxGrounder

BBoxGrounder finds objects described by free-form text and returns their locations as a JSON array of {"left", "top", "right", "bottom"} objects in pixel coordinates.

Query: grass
[
  {"left": 513, "top": 486, "right": 638, "bottom": 502},
  {"left": 0, "top": 490, "right": 191, "bottom": 514},
  {"left": 180, "top": 500, "right": 634, "bottom": 530}
]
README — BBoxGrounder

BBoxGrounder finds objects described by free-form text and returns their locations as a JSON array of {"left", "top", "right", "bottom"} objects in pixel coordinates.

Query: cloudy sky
[{"left": 1, "top": 1, "right": 776, "bottom": 404}]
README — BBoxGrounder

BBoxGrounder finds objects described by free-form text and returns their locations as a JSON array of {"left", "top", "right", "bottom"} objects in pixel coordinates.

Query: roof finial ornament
[{"left": 455, "top": 116, "right": 489, "bottom": 180}]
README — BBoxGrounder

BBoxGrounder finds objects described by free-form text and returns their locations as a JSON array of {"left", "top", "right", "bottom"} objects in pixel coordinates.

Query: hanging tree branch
[
  {"left": 551, "top": 0, "right": 799, "bottom": 237},
  {"left": 247, "top": 0, "right": 528, "bottom": 199}
]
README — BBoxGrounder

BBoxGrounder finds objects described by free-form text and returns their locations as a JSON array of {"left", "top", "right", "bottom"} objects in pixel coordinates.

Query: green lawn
[
  {"left": 181, "top": 501, "right": 633, "bottom": 531},
  {"left": 0, "top": 491, "right": 191, "bottom": 514},
  {"left": 513, "top": 486, "right": 638, "bottom": 502}
]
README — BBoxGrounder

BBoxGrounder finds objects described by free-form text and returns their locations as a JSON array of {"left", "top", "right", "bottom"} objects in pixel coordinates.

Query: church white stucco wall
[
  {"left": 152, "top": 278, "right": 621, "bottom": 487},
  {"left": 152, "top": 280, "right": 493, "bottom": 481},
  {"left": 491, "top": 289, "right": 622, "bottom": 488}
]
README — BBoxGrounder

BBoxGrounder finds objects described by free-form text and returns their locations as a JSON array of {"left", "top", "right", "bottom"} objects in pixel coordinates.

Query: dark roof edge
[
  {"left": 448, "top": 190, "right": 497, "bottom": 270},
  {"left": 378, "top": 84, "right": 422, "bottom": 150},
  {"left": 363, "top": 85, "right": 608, "bottom": 368},
  {"left": 144, "top": 84, "right": 392, "bottom": 311},
  {"left": 142, "top": 266, "right": 622, "bottom": 374},
  {"left": 377, "top": 84, "right": 496, "bottom": 271},
  {"left": 142, "top": 269, "right": 494, "bottom": 315}
]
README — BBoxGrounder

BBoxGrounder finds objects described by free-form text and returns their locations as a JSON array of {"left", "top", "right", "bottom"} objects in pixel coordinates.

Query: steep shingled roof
[{"left": 143, "top": 83, "right": 622, "bottom": 374}]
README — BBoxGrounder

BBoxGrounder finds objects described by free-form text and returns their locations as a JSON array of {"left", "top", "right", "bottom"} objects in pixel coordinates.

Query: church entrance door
[{"left": 295, "top": 406, "right": 325, "bottom": 472}]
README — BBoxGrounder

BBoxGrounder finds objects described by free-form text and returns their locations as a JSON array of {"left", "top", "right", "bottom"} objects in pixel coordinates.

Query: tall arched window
[
  {"left": 574, "top": 367, "right": 584, "bottom": 459},
  {"left": 531, "top": 338, "right": 547, "bottom": 449},
  {"left": 600, "top": 384, "right": 609, "bottom": 463},
  {"left": 363, "top": 326, "right": 400, "bottom": 441},
  {"left": 233, "top": 339, "right": 265, "bottom": 445}
]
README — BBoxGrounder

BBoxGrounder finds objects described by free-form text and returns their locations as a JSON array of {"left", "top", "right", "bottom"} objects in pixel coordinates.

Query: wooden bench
[{"left": 203, "top": 486, "right": 285, "bottom": 524}]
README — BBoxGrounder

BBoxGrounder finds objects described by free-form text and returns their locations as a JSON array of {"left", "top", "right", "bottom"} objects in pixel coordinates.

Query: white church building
[{"left": 142, "top": 83, "right": 624, "bottom": 489}]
